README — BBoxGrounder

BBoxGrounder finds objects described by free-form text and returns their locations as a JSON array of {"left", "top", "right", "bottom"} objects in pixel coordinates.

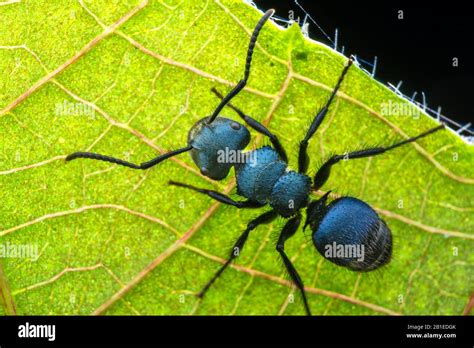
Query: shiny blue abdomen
[{"left": 312, "top": 197, "right": 392, "bottom": 271}]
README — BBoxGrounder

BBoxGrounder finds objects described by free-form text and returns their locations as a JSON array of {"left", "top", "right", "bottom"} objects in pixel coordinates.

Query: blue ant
[{"left": 66, "top": 10, "right": 444, "bottom": 315}]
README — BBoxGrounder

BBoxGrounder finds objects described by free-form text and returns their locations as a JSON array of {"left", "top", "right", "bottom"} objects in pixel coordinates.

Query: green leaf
[{"left": 0, "top": 0, "right": 473, "bottom": 316}]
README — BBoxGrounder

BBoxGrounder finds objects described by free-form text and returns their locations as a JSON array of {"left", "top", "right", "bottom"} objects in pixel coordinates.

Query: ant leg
[
  {"left": 313, "top": 124, "right": 445, "bottom": 190},
  {"left": 169, "top": 180, "right": 264, "bottom": 208},
  {"left": 198, "top": 210, "right": 277, "bottom": 298},
  {"left": 275, "top": 213, "right": 311, "bottom": 316},
  {"left": 207, "top": 9, "right": 275, "bottom": 124},
  {"left": 211, "top": 87, "right": 287, "bottom": 162},
  {"left": 298, "top": 56, "right": 354, "bottom": 174},
  {"left": 65, "top": 145, "right": 193, "bottom": 170}
]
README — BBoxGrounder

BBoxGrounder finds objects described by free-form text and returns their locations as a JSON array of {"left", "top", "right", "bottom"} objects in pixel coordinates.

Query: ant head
[
  {"left": 188, "top": 116, "right": 250, "bottom": 180},
  {"left": 307, "top": 195, "right": 392, "bottom": 272}
]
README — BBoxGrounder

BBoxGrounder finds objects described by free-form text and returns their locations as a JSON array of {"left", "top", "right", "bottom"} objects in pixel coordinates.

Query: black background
[
  {"left": 0, "top": 315, "right": 472, "bottom": 345},
  {"left": 253, "top": 0, "right": 473, "bottom": 127}
]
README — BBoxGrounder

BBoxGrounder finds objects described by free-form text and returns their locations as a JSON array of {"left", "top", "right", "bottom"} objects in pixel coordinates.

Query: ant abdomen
[{"left": 312, "top": 197, "right": 392, "bottom": 272}]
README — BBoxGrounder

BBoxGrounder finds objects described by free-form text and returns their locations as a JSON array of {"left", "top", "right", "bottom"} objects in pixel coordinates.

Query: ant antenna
[{"left": 207, "top": 9, "right": 274, "bottom": 124}]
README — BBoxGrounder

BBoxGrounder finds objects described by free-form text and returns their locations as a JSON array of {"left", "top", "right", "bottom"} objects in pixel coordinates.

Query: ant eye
[{"left": 230, "top": 122, "right": 241, "bottom": 130}]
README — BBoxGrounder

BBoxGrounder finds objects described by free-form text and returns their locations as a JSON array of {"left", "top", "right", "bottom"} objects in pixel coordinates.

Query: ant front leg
[
  {"left": 169, "top": 181, "right": 264, "bottom": 208},
  {"left": 210, "top": 87, "right": 288, "bottom": 162}
]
